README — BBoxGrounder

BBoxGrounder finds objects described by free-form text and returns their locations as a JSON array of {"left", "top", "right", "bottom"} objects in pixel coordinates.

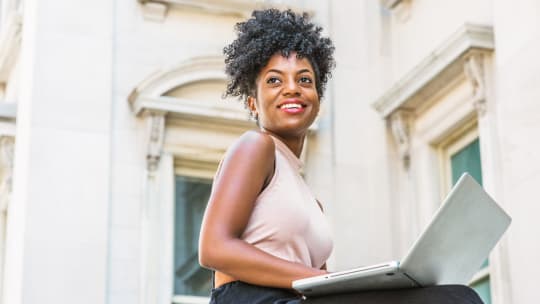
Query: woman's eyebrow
[
  {"left": 265, "top": 69, "right": 284, "bottom": 75},
  {"left": 265, "top": 68, "right": 313, "bottom": 75},
  {"left": 297, "top": 68, "right": 313, "bottom": 75}
]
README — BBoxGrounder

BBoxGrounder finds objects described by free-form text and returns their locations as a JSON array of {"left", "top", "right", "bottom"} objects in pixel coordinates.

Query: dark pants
[{"left": 209, "top": 281, "right": 484, "bottom": 304}]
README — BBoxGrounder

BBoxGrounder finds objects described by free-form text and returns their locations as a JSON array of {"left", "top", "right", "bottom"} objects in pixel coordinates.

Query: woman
[{"left": 199, "top": 9, "right": 484, "bottom": 304}]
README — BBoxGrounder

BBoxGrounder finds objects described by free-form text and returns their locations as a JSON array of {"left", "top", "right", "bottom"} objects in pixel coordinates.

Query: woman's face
[{"left": 248, "top": 52, "right": 320, "bottom": 138}]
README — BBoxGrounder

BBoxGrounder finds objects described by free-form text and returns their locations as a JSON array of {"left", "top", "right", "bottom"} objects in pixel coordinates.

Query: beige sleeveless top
[{"left": 241, "top": 136, "right": 333, "bottom": 269}]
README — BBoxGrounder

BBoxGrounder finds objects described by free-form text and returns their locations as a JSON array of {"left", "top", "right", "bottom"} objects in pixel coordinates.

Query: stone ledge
[
  {"left": 138, "top": 0, "right": 311, "bottom": 21},
  {"left": 372, "top": 23, "right": 494, "bottom": 118},
  {"left": 134, "top": 95, "right": 252, "bottom": 129}
]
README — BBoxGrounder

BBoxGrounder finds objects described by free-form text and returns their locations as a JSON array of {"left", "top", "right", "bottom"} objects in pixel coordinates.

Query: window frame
[
  {"left": 437, "top": 126, "right": 491, "bottom": 286},
  {"left": 437, "top": 122, "right": 479, "bottom": 197},
  {"left": 171, "top": 169, "right": 213, "bottom": 303},
  {"left": 130, "top": 55, "right": 256, "bottom": 304}
]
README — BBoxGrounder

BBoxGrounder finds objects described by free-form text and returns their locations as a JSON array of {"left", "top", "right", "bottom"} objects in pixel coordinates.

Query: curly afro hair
[{"left": 223, "top": 9, "right": 335, "bottom": 109}]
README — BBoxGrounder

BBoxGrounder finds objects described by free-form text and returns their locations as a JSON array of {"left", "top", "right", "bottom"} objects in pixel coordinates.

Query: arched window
[{"left": 128, "top": 55, "right": 253, "bottom": 304}]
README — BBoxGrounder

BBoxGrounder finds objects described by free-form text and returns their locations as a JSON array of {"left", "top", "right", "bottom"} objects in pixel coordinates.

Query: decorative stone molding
[
  {"left": 389, "top": 110, "right": 413, "bottom": 169},
  {"left": 0, "top": 136, "right": 15, "bottom": 214},
  {"left": 464, "top": 54, "right": 486, "bottom": 116},
  {"left": 381, "top": 0, "right": 412, "bottom": 22},
  {"left": 0, "top": 12, "right": 22, "bottom": 82},
  {"left": 137, "top": 0, "right": 310, "bottom": 21},
  {"left": 129, "top": 55, "right": 227, "bottom": 112},
  {"left": 139, "top": 1, "right": 169, "bottom": 22},
  {"left": 381, "top": 0, "right": 404, "bottom": 9},
  {"left": 146, "top": 113, "right": 166, "bottom": 175},
  {"left": 372, "top": 23, "right": 493, "bottom": 172},
  {"left": 128, "top": 55, "right": 251, "bottom": 126},
  {"left": 129, "top": 55, "right": 252, "bottom": 173},
  {"left": 138, "top": 0, "right": 257, "bottom": 21},
  {"left": 372, "top": 23, "right": 494, "bottom": 118}
]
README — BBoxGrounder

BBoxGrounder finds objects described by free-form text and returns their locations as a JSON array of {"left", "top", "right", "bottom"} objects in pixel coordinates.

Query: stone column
[
  {"left": 2, "top": 0, "right": 113, "bottom": 303},
  {"left": 492, "top": 1, "right": 540, "bottom": 303}
]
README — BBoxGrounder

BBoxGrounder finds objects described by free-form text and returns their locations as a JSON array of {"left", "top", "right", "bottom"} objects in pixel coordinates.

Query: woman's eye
[
  {"left": 299, "top": 76, "right": 313, "bottom": 83},
  {"left": 266, "top": 77, "right": 281, "bottom": 84}
]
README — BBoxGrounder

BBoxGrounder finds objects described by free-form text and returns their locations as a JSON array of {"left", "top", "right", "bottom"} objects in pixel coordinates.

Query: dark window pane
[
  {"left": 451, "top": 138, "right": 482, "bottom": 186},
  {"left": 174, "top": 176, "right": 212, "bottom": 296},
  {"left": 449, "top": 137, "right": 490, "bottom": 303},
  {"left": 471, "top": 277, "right": 492, "bottom": 304}
]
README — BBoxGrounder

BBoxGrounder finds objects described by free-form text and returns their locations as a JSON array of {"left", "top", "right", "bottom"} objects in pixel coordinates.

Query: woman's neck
[{"left": 261, "top": 129, "right": 305, "bottom": 158}]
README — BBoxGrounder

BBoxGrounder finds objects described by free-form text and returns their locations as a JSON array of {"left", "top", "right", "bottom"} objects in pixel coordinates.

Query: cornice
[
  {"left": 128, "top": 55, "right": 253, "bottom": 128},
  {"left": 128, "top": 55, "right": 226, "bottom": 111},
  {"left": 0, "top": 12, "right": 22, "bottom": 82},
  {"left": 138, "top": 0, "right": 263, "bottom": 19},
  {"left": 135, "top": 96, "right": 253, "bottom": 129},
  {"left": 372, "top": 23, "right": 494, "bottom": 118},
  {"left": 153, "top": 0, "right": 257, "bottom": 17},
  {"left": 138, "top": 0, "right": 311, "bottom": 21}
]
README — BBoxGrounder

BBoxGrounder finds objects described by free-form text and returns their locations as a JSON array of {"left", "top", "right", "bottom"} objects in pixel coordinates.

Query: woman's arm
[{"left": 198, "top": 131, "right": 326, "bottom": 289}]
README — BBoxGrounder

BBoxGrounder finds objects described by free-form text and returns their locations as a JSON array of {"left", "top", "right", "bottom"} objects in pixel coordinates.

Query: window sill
[
  {"left": 468, "top": 267, "right": 489, "bottom": 285},
  {"left": 172, "top": 295, "right": 209, "bottom": 304}
]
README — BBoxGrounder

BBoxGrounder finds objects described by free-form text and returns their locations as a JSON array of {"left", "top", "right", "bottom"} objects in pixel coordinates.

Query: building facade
[{"left": 0, "top": 0, "right": 539, "bottom": 303}]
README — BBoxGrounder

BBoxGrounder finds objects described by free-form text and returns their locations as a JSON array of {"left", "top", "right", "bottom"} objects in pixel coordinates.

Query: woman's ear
[{"left": 247, "top": 96, "right": 258, "bottom": 118}]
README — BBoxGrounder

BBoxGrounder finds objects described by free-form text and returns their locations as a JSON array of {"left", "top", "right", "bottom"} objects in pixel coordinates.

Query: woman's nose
[{"left": 283, "top": 77, "right": 300, "bottom": 96}]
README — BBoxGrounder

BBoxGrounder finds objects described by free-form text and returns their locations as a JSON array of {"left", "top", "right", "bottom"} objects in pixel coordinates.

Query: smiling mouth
[
  {"left": 279, "top": 103, "right": 305, "bottom": 109},
  {"left": 278, "top": 102, "right": 307, "bottom": 114}
]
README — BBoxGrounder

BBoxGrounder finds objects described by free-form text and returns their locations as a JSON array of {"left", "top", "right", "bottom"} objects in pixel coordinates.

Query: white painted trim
[
  {"left": 140, "top": 153, "right": 175, "bottom": 304},
  {"left": 473, "top": 54, "right": 510, "bottom": 304},
  {"left": 0, "top": 12, "right": 22, "bottom": 82},
  {"left": 437, "top": 123, "right": 479, "bottom": 197},
  {"left": 161, "top": 154, "right": 175, "bottom": 304},
  {"left": 469, "top": 267, "right": 489, "bottom": 286},
  {"left": 372, "top": 23, "right": 494, "bottom": 118},
  {"left": 172, "top": 295, "right": 209, "bottom": 304}
]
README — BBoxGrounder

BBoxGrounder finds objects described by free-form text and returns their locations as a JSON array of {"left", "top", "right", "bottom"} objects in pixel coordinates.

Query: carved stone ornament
[
  {"left": 464, "top": 54, "right": 487, "bottom": 116},
  {"left": 390, "top": 111, "right": 412, "bottom": 170},
  {"left": 146, "top": 113, "right": 165, "bottom": 175},
  {"left": 0, "top": 136, "right": 15, "bottom": 214},
  {"left": 381, "top": 0, "right": 412, "bottom": 23},
  {"left": 140, "top": 1, "right": 169, "bottom": 22}
]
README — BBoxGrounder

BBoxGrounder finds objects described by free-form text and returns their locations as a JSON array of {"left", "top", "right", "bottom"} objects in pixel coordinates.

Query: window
[
  {"left": 441, "top": 130, "right": 491, "bottom": 304},
  {"left": 173, "top": 175, "right": 213, "bottom": 302},
  {"left": 129, "top": 55, "right": 253, "bottom": 304}
]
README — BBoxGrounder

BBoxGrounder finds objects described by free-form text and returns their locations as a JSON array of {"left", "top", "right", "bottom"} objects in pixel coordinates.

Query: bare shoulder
[
  {"left": 228, "top": 130, "right": 275, "bottom": 160},
  {"left": 215, "top": 130, "right": 275, "bottom": 180}
]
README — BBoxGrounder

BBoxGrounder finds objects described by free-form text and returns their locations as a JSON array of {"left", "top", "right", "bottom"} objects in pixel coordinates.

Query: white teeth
[{"left": 281, "top": 103, "right": 302, "bottom": 109}]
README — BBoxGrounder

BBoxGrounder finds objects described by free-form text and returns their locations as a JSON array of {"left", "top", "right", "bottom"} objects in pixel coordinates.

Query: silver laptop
[{"left": 293, "top": 173, "right": 512, "bottom": 297}]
